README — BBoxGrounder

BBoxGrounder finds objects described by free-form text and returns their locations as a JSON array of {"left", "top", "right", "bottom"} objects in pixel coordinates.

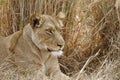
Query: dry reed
[{"left": 0, "top": 0, "right": 120, "bottom": 80}]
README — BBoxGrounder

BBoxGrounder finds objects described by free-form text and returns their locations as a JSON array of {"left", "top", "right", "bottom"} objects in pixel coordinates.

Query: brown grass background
[{"left": 0, "top": 0, "right": 120, "bottom": 80}]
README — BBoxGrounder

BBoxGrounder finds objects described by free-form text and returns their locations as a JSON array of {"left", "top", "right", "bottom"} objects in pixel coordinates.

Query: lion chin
[{"left": 51, "top": 50, "right": 63, "bottom": 57}]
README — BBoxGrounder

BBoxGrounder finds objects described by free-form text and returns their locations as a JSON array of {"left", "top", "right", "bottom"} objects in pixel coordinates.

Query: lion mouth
[
  {"left": 47, "top": 48, "right": 63, "bottom": 56},
  {"left": 47, "top": 48, "right": 53, "bottom": 52},
  {"left": 47, "top": 48, "right": 60, "bottom": 52}
]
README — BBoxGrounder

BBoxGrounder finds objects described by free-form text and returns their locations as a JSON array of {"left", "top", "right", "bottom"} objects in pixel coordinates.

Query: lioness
[{"left": 0, "top": 12, "right": 69, "bottom": 80}]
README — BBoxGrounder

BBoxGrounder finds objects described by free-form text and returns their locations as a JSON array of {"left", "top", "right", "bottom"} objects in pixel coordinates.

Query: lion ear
[
  {"left": 29, "top": 13, "right": 44, "bottom": 28},
  {"left": 56, "top": 12, "right": 66, "bottom": 20}
]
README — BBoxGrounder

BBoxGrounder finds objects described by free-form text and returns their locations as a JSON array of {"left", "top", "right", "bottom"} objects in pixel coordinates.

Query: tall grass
[{"left": 0, "top": 0, "right": 120, "bottom": 80}]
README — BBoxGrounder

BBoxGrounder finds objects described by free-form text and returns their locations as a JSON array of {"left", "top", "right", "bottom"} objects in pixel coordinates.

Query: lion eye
[{"left": 46, "top": 29, "right": 54, "bottom": 35}]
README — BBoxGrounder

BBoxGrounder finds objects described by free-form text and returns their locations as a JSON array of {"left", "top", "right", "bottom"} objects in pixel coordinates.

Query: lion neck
[
  {"left": 8, "top": 24, "right": 58, "bottom": 70},
  {"left": 22, "top": 24, "right": 51, "bottom": 62}
]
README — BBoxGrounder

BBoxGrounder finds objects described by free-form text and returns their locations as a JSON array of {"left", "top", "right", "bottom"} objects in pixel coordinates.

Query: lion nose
[
  {"left": 57, "top": 44, "right": 62, "bottom": 48},
  {"left": 57, "top": 44, "right": 63, "bottom": 49}
]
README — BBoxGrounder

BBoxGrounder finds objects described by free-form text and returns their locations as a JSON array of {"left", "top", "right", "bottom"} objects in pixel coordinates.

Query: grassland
[{"left": 0, "top": 0, "right": 120, "bottom": 80}]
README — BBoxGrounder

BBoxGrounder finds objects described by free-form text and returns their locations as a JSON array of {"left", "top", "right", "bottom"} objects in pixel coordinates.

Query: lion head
[{"left": 27, "top": 12, "right": 65, "bottom": 56}]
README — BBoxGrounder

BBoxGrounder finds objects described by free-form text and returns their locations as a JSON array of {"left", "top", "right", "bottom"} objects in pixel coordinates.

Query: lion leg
[
  {"left": 50, "top": 71, "right": 70, "bottom": 80},
  {"left": 45, "top": 55, "right": 70, "bottom": 80}
]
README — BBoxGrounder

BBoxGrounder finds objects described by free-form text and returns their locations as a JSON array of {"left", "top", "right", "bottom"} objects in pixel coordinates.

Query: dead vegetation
[{"left": 0, "top": 0, "right": 120, "bottom": 80}]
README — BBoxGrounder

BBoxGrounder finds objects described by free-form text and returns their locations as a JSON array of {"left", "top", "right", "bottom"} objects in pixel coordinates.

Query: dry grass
[{"left": 0, "top": 0, "right": 120, "bottom": 80}]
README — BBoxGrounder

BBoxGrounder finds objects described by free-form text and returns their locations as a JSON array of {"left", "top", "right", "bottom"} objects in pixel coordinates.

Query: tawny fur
[{"left": 0, "top": 12, "right": 70, "bottom": 80}]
